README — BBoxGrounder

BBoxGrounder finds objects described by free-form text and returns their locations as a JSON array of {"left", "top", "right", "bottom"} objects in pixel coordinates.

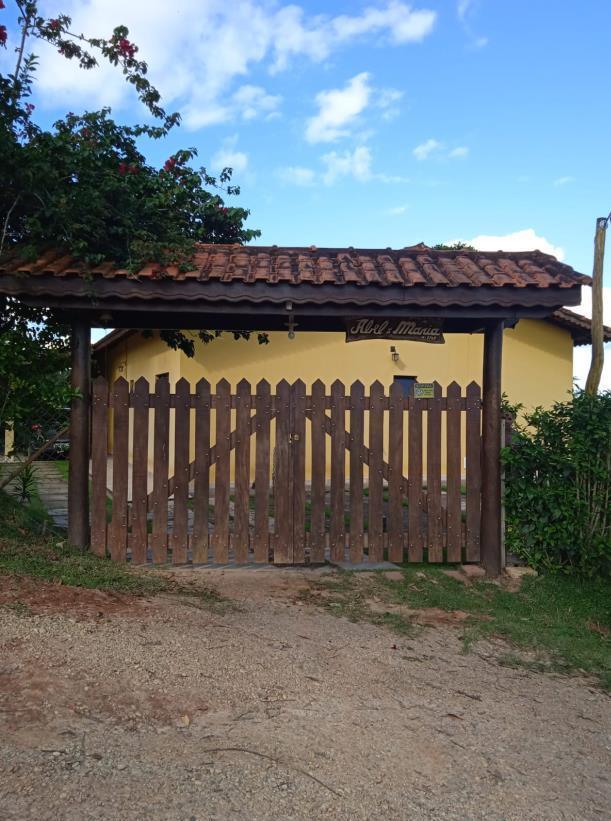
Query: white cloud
[
  {"left": 32, "top": 1, "right": 435, "bottom": 129},
  {"left": 277, "top": 166, "right": 316, "bottom": 186},
  {"left": 553, "top": 176, "right": 575, "bottom": 187},
  {"left": 211, "top": 135, "right": 248, "bottom": 174},
  {"left": 413, "top": 138, "right": 443, "bottom": 160},
  {"left": 231, "top": 85, "right": 282, "bottom": 121},
  {"left": 306, "top": 73, "right": 372, "bottom": 144},
  {"left": 320, "top": 146, "right": 408, "bottom": 185},
  {"left": 457, "top": 0, "right": 472, "bottom": 21},
  {"left": 413, "top": 139, "right": 468, "bottom": 161},
  {"left": 457, "top": 0, "right": 488, "bottom": 48},
  {"left": 386, "top": 204, "right": 409, "bottom": 215},
  {"left": 305, "top": 73, "right": 402, "bottom": 143},
  {"left": 322, "top": 146, "right": 374, "bottom": 185},
  {"left": 466, "top": 229, "right": 565, "bottom": 260}
]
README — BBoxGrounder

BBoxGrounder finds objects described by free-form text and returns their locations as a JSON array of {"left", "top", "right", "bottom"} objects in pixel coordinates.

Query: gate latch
[{"left": 290, "top": 432, "right": 301, "bottom": 443}]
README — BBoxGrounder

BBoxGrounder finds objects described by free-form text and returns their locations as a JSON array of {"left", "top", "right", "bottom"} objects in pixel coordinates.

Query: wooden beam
[
  {"left": 68, "top": 318, "right": 91, "bottom": 549},
  {"left": 480, "top": 319, "right": 503, "bottom": 576}
]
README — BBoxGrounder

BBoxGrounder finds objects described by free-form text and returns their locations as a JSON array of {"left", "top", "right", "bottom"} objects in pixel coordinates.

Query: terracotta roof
[
  {"left": 549, "top": 307, "right": 611, "bottom": 345},
  {"left": 0, "top": 243, "right": 589, "bottom": 290}
]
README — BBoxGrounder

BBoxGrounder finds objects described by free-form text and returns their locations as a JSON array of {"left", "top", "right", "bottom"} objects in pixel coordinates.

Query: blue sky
[{"left": 3, "top": 0, "right": 610, "bottom": 383}]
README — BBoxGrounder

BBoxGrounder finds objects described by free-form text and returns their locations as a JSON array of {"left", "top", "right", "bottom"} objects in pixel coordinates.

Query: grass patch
[
  {"left": 304, "top": 567, "right": 611, "bottom": 689},
  {"left": 0, "top": 490, "right": 225, "bottom": 608},
  {"left": 54, "top": 459, "right": 69, "bottom": 481}
]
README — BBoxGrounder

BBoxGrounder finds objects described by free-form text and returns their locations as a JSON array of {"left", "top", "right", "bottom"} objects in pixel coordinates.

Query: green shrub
[{"left": 503, "top": 390, "right": 611, "bottom": 576}]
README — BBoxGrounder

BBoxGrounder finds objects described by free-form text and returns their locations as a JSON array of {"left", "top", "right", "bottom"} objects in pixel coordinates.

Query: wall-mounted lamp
[{"left": 390, "top": 345, "right": 399, "bottom": 363}]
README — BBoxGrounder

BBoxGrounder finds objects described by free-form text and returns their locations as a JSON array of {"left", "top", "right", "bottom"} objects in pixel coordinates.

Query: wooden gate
[{"left": 90, "top": 377, "right": 482, "bottom": 566}]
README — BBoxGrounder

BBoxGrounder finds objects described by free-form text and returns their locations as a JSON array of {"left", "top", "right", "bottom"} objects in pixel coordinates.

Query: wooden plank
[
  {"left": 253, "top": 380, "right": 271, "bottom": 563},
  {"left": 212, "top": 379, "right": 231, "bottom": 563},
  {"left": 192, "top": 379, "right": 211, "bottom": 564},
  {"left": 109, "top": 378, "right": 129, "bottom": 562},
  {"left": 481, "top": 321, "right": 504, "bottom": 576},
  {"left": 291, "top": 380, "right": 306, "bottom": 564},
  {"left": 408, "top": 395, "right": 424, "bottom": 562},
  {"left": 388, "top": 381, "right": 405, "bottom": 563},
  {"left": 329, "top": 380, "right": 346, "bottom": 562},
  {"left": 171, "top": 378, "right": 190, "bottom": 565},
  {"left": 130, "top": 377, "right": 150, "bottom": 565},
  {"left": 446, "top": 381, "right": 462, "bottom": 563},
  {"left": 465, "top": 381, "right": 482, "bottom": 562},
  {"left": 274, "top": 379, "right": 292, "bottom": 564},
  {"left": 233, "top": 379, "right": 252, "bottom": 563},
  {"left": 152, "top": 375, "right": 170, "bottom": 564},
  {"left": 349, "top": 381, "right": 365, "bottom": 563},
  {"left": 309, "top": 379, "right": 326, "bottom": 563},
  {"left": 90, "top": 376, "right": 109, "bottom": 558},
  {"left": 426, "top": 382, "right": 443, "bottom": 562},
  {"left": 368, "top": 381, "right": 385, "bottom": 562}
]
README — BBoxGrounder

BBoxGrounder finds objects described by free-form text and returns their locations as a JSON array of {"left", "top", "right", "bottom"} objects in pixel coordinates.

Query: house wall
[{"left": 99, "top": 319, "right": 574, "bottom": 482}]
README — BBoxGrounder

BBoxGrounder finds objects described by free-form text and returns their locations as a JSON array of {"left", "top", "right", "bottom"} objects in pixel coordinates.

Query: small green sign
[{"left": 414, "top": 383, "right": 435, "bottom": 399}]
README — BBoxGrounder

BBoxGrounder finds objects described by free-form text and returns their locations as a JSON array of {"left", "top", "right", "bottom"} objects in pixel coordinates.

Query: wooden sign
[
  {"left": 414, "top": 383, "right": 435, "bottom": 399},
  {"left": 345, "top": 317, "right": 445, "bottom": 344}
]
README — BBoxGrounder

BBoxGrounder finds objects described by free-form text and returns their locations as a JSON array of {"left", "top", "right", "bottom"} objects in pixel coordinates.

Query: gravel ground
[{"left": 0, "top": 567, "right": 609, "bottom": 820}]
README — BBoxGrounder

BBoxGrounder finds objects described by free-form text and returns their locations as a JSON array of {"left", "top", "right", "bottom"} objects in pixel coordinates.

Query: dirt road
[{"left": 1, "top": 568, "right": 609, "bottom": 820}]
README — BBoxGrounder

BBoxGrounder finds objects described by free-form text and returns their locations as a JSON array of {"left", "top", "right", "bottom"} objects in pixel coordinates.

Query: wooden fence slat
[
  {"left": 426, "top": 382, "right": 443, "bottom": 562},
  {"left": 152, "top": 375, "right": 170, "bottom": 564},
  {"left": 388, "top": 381, "right": 405, "bottom": 563},
  {"left": 254, "top": 380, "right": 271, "bottom": 563},
  {"left": 368, "top": 381, "right": 385, "bottom": 562},
  {"left": 110, "top": 378, "right": 129, "bottom": 562},
  {"left": 212, "top": 379, "right": 231, "bottom": 563},
  {"left": 131, "top": 377, "right": 150, "bottom": 564},
  {"left": 171, "top": 378, "right": 190, "bottom": 565},
  {"left": 408, "top": 395, "right": 424, "bottom": 562},
  {"left": 465, "top": 381, "right": 482, "bottom": 562},
  {"left": 309, "top": 379, "right": 326, "bottom": 563},
  {"left": 233, "top": 379, "right": 251, "bottom": 563},
  {"left": 192, "top": 379, "right": 211, "bottom": 564},
  {"left": 330, "top": 380, "right": 346, "bottom": 562},
  {"left": 349, "top": 381, "right": 365, "bottom": 563},
  {"left": 291, "top": 380, "right": 307, "bottom": 564},
  {"left": 446, "top": 381, "right": 462, "bottom": 562},
  {"left": 91, "top": 376, "right": 108, "bottom": 557},
  {"left": 274, "top": 379, "right": 292, "bottom": 564}
]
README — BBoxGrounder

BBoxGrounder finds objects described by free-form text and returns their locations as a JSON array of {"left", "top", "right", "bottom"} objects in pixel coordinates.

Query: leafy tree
[{"left": 0, "top": 1, "right": 263, "bottom": 440}]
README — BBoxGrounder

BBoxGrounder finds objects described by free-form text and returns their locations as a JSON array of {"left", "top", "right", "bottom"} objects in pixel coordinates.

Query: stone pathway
[{"left": 31, "top": 461, "right": 69, "bottom": 530}]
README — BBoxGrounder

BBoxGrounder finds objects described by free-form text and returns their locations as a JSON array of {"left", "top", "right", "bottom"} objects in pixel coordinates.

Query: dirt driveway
[{"left": 1, "top": 567, "right": 609, "bottom": 820}]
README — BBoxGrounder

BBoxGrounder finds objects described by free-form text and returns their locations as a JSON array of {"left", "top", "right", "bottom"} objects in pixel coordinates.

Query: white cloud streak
[
  {"left": 466, "top": 228, "right": 565, "bottom": 260},
  {"left": 211, "top": 135, "right": 248, "bottom": 173},
  {"left": 305, "top": 73, "right": 403, "bottom": 143},
  {"left": 33, "top": 1, "right": 435, "bottom": 129},
  {"left": 413, "top": 139, "right": 468, "bottom": 161}
]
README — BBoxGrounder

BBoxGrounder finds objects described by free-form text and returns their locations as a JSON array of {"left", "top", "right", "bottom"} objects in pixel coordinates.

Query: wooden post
[
  {"left": 480, "top": 319, "right": 504, "bottom": 576},
  {"left": 68, "top": 318, "right": 91, "bottom": 549},
  {"left": 585, "top": 216, "right": 608, "bottom": 395}
]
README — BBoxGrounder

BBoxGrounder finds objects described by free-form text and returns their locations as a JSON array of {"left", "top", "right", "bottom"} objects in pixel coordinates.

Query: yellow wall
[
  {"left": 176, "top": 319, "right": 573, "bottom": 409},
  {"left": 101, "top": 319, "right": 573, "bottom": 408},
  {"left": 99, "top": 319, "right": 574, "bottom": 482}
]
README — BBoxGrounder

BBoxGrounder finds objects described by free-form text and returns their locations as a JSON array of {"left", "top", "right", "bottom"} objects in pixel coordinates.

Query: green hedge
[{"left": 503, "top": 391, "right": 611, "bottom": 576}]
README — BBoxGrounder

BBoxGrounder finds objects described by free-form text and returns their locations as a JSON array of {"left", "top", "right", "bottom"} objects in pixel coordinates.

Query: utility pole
[{"left": 585, "top": 215, "right": 609, "bottom": 395}]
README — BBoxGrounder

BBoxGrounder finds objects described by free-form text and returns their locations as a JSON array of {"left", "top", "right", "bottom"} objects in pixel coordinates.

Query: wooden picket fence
[{"left": 90, "top": 376, "right": 483, "bottom": 566}]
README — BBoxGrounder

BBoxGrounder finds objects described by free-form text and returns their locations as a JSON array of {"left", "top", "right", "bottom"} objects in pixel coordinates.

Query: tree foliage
[
  {"left": 0, "top": 1, "right": 263, "bottom": 438},
  {"left": 503, "top": 391, "right": 611, "bottom": 577}
]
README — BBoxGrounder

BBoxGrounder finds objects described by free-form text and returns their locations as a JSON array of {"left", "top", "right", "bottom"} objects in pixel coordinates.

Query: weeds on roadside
[{"left": 304, "top": 568, "right": 611, "bottom": 690}]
